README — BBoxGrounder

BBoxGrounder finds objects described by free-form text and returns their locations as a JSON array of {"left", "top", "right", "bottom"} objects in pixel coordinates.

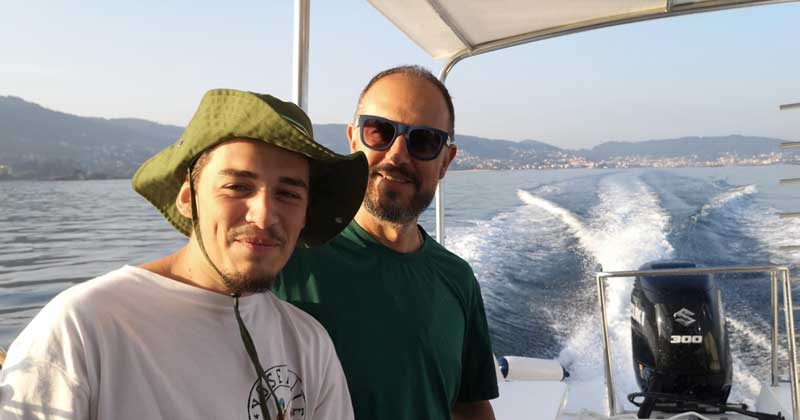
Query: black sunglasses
[{"left": 356, "top": 115, "right": 453, "bottom": 161}]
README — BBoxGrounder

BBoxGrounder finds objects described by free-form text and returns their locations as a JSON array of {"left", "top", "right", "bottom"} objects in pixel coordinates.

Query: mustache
[
  {"left": 370, "top": 163, "right": 420, "bottom": 188},
  {"left": 227, "top": 224, "right": 288, "bottom": 246}
]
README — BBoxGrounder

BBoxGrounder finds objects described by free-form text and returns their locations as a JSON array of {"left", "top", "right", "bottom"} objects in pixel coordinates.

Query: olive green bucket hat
[{"left": 132, "top": 89, "right": 367, "bottom": 247}]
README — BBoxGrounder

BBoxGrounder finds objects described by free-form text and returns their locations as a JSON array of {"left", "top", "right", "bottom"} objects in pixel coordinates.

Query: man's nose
[
  {"left": 245, "top": 191, "right": 278, "bottom": 229},
  {"left": 384, "top": 133, "right": 412, "bottom": 164}
]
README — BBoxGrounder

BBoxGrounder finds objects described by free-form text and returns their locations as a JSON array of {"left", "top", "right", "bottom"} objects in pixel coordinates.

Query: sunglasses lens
[
  {"left": 361, "top": 118, "right": 396, "bottom": 149},
  {"left": 408, "top": 129, "right": 445, "bottom": 160}
]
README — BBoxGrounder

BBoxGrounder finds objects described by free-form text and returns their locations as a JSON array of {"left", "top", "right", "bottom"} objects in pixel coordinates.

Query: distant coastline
[
  {"left": 2, "top": 161, "right": 796, "bottom": 182},
  {"left": 2, "top": 95, "right": 797, "bottom": 180}
]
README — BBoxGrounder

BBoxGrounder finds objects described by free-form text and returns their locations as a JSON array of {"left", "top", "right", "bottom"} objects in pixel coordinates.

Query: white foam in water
[
  {"left": 698, "top": 185, "right": 758, "bottom": 219},
  {"left": 693, "top": 182, "right": 800, "bottom": 265},
  {"left": 519, "top": 174, "right": 674, "bottom": 409},
  {"left": 730, "top": 353, "right": 763, "bottom": 407},
  {"left": 516, "top": 191, "right": 586, "bottom": 236},
  {"left": 739, "top": 200, "right": 800, "bottom": 266},
  {"left": 445, "top": 199, "right": 580, "bottom": 302},
  {"left": 727, "top": 316, "right": 783, "bottom": 358},
  {"left": 725, "top": 315, "right": 786, "bottom": 406}
]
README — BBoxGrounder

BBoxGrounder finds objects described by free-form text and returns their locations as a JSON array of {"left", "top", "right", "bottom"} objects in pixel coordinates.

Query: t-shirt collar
[{"left": 345, "top": 220, "right": 430, "bottom": 257}]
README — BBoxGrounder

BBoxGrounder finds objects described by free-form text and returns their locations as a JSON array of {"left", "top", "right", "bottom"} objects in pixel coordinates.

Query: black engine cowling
[{"left": 630, "top": 260, "right": 732, "bottom": 404}]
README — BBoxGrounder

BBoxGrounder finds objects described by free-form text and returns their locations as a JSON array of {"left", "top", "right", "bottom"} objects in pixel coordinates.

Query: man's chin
[
  {"left": 364, "top": 188, "right": 434, "bottom": 225},
  {"left": 365, "top": 197, "right": 417, "bottom": 224},
  {"left": 221, "top": 268, "right": 278, "bottom": 294}
]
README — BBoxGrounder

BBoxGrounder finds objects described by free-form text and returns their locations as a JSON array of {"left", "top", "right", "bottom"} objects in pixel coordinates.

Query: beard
[
  {"left": 218, "top": 224, "right": 287, "bottom": 295},
  {"left": 363, "top": 163, "right": 435, "bottom": 225},
  {"left": 220, "top": 270, "right": 275, "bottom": 295}
]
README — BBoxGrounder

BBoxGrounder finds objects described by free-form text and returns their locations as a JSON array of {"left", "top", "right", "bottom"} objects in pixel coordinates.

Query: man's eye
[
  {"left": 278, "top": 190, "right": 303, "bottom": 200},
  {"left": 223, "top": 184, "right": 252, "bottom": 192}
]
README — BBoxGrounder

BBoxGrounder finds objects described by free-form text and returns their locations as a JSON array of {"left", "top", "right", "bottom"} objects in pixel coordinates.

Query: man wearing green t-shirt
[{"left": 276, "top": 65, "right": 499, "bottom": 419}]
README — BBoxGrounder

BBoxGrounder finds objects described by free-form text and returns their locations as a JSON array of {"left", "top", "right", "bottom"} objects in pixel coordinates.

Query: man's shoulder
[
  {"left": 2, "top": 267, "right": 138, "bottom": 368},
  {"left": 418, "top": 238, "right": 486, "bottom": 310},
  {"left": 424, "top": 237, "right": 475, "bottom": 276},
  {"left": 42, "top": 266, "right": 140, "bottom": 315}
]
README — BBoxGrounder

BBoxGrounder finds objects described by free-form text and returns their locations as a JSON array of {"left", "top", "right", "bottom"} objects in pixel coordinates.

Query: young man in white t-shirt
[{"left": 0, "top": 89, "right": 367, "bottom": 420}]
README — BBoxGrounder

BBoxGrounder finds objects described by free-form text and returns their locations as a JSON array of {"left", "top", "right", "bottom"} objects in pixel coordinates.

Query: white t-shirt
[{"left": 0, "top": 265, "right": 353, "bottom": 420}]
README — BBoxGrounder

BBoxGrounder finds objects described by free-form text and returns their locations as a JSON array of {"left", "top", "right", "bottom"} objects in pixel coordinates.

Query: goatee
[
  {"left": 221, "top": 224, "right": 286, "bottom": 294},
  {"left": 221, "top": 271, "right": 275, "bottom": 295},
  {"left": 364, "top": 163, "right": 434, "bottom": 224}
]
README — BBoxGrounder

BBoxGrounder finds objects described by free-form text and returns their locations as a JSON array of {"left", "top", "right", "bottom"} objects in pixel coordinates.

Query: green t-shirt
[{"left": 275, "top": 221, "right": 499, "bottom": 420}]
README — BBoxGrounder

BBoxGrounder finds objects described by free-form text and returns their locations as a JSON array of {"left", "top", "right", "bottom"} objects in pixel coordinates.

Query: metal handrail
[{"left": 594, "top": 265, "right": 798, "bottom": 419}]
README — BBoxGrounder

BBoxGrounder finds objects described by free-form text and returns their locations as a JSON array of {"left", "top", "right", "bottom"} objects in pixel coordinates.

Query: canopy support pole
[
  {"left": 434, "top": 61, "right": 461, "bottom": 245},
  {"left": 292, "top": 0, "right": 310, "bottom": 111}
]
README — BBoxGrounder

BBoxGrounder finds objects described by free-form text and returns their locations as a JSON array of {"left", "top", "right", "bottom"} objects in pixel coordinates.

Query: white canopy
[{"left": 368, "top": 0, "right": 792, "bottom": 63}]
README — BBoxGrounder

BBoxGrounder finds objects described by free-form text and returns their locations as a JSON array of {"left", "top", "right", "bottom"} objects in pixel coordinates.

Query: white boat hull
[{"left": 491, "top": 378, "right": 794, "bottom": 420}]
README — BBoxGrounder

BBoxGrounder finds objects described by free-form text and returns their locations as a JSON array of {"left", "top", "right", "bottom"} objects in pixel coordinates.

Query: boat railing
[{"left": 594, "top": 265, "right": 797, "bottom": 418}]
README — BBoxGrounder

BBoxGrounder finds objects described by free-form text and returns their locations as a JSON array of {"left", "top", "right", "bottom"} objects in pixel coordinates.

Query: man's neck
[
  {"left": 139, "top": 245, "right": 231, "bottom": 295},
  {"left": 353, "top": 208, "right": 423, "bottom": 254}
]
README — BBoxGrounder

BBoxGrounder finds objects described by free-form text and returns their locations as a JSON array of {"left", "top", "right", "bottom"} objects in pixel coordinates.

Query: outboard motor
[{"left": 630, "top": 260, "right": 732, "bottom": 417}]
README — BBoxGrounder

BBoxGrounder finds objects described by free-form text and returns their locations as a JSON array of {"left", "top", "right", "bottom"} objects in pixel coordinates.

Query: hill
[
  {"left": 0, "top": 96, "right": 182, "bottom": 179},
  {"left": 586, "top": 135, "right": 784, "bottom": 161}
]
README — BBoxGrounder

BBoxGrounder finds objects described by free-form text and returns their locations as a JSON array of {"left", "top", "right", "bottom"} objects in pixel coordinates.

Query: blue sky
[{"left": 2, "top": 1, "right": 798, "bottom": 149}]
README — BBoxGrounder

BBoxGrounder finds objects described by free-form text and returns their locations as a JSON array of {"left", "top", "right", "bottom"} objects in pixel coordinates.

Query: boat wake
[
  {"left": 687, "top": 181, "right": 800, "bottom": 266},
  {"left": 446, "top": 192, "right": 588, "bottom": 356},
  {"left": 515, "top": 191, "right": 585, "bottom": 235},
  {"left": 696, "top": 184, "right": 758, "bottom": 221},
  {"left": 519, "top": 174, "right": 674, "bottom": 409},
  {"left": 445, "top": 170, "right": 796, "bottom": 410},
  {"left": 740, "top": 202, "right": 800, "bottom": 266}
]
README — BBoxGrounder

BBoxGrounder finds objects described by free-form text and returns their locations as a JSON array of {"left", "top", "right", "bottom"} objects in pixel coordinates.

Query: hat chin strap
[
  {"left": 186, "top": 167, "right": 232, "bottom": 292},
  {"left": 187, "top": 167, "right": 284, "bottom": 420}
]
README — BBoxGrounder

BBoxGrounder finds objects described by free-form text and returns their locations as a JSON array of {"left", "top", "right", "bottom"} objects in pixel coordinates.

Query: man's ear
[
  {"left": 347, "top": 124, "right": 358, "bottom": 153},
  {"left": 176, "top": 180, "right": 193, "bottom": 218},
  {"left": 439, "top": 145, "right": 458, "bottom": 179}
]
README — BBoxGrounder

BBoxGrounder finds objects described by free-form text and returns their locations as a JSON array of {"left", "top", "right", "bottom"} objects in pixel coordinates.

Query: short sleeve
[
  {"left": 0, "top": 292, "right": 92, "bottom": 420},
  {"left": 457, "top": 273, "right": 500, "bottom": 402},
  {"left": 0, "top": 357, "right": 91, "bottom": 419},
  {"left": 311, "top": 338, "right": 354, "bottom": 420}
]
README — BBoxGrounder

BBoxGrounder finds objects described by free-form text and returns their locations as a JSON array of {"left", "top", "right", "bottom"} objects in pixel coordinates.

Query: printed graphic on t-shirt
[{"left": 248, "top": 365, "right": 306, "bottom": 420}]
